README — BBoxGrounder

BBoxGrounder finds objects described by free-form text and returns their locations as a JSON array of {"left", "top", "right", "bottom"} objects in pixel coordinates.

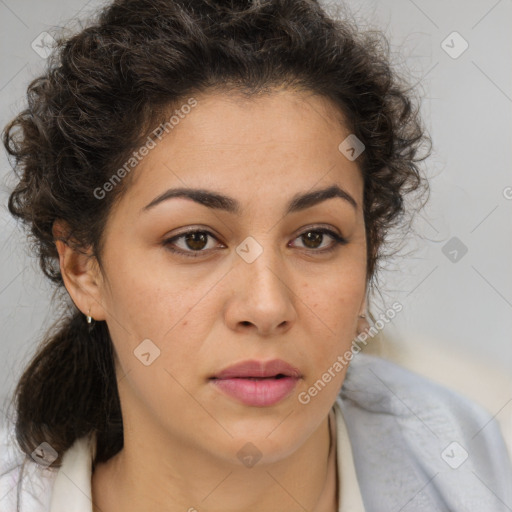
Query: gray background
[{"left": 0, "top": 0, "right": 511, "bottom": 410}]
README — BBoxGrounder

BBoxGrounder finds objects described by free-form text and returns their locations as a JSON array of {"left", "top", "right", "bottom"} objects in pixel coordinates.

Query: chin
[{"left": 219, "top": 424, "right": 309, "bottom": 465}]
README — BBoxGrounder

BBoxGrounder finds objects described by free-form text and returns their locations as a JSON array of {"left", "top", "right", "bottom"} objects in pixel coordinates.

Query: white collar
[
  {"left": 49, "top": 433, "right": 96, "bottom": 511},
  {"left": 50, "top": 398, "right": 364, "bottom": 512},
  {"left": 334, "top": 397, "right": 366, "bottom": 511}
]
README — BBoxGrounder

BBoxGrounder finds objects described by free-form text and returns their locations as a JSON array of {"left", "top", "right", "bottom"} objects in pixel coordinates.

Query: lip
[
  {"left": 210, "top": 359, "right": 302, "bottom": 407},
  {"left": 212, "top": 359, "right": 302, "bottom": 379}
]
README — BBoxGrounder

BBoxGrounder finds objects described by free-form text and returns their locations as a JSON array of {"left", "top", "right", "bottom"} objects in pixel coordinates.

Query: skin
[{"left": 54, "top": 88, "right": 368, "bottom": 512}]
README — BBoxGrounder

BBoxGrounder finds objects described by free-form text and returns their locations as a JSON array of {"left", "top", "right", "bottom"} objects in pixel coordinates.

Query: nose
[{"left": 224, "top": 239, "right": 297, "bottom": 337}]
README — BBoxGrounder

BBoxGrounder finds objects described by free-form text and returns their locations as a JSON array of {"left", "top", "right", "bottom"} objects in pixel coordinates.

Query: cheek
[
  {"left": 104, "top": 271, "right": 220, "bottom": 386},
  {"left": 101, "top": 246, "right": 206, "bottom": 337},
  {"left": 298, "top": 273, "right": 364, "bottom": 371},
  {"left": 304, "top": 269, "right": 365, "bottom": 330}
]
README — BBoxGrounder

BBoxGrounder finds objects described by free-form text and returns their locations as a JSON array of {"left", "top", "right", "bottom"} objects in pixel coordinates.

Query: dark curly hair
[{"left": 3, "top": 0, "right": 430, "bottom": 467}]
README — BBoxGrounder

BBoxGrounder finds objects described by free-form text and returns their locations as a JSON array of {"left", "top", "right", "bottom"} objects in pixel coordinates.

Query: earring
[{"left": 86, "top": 308, "right": 96, "bottom": 332}]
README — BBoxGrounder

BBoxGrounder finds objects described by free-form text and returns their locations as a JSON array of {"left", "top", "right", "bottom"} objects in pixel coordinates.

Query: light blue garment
[
  {"left": 1, "top": 352, "right": 511, "bottom": 510},
  {"left": 339, "top": 353, "right": 512, "bottom": 511}
]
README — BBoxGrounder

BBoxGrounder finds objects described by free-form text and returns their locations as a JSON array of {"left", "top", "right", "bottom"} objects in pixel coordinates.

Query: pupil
[
  {"left": 303, "top": 231, "right": 322, "bottom": 249},
  {"left": 186, "top": 232, "right": 207, "bottom": 250}
]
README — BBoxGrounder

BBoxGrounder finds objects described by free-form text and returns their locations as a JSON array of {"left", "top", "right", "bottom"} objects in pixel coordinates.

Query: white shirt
[{"left": 47, "top": 397, "right": 364, "bottom": 512}]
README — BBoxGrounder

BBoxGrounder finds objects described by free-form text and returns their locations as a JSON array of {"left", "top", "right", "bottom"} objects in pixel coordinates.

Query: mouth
[
  {"left": 211, "top": 374, "right": 289, "bottom": 380},
  {"left": 211, "top": 359, "right": 302, "bottom": 380},
  {"left": 209, "top": 359, "right": 301, "bottom": 407},
  {"left": 210, "top": 373, "right": 292, "bottom": 381}
]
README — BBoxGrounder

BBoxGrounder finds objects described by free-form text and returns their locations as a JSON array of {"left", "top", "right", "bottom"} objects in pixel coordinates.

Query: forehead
[
  {"left": 111, "top": 89, "right": 363, "bottom": 219},
  {"left": 167, "top": 89, "right": 349, "bottom": 149}
]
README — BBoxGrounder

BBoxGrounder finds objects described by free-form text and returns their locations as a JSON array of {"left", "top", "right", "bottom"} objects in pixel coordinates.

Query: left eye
[
  {"left": 291, "top": 228, "right": 346, "bottom": 251},
  {"left": 163, "top": 228, "right": 346, "bottom": 258}
]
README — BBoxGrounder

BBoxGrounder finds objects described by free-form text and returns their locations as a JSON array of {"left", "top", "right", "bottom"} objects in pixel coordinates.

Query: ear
[
  {"left": 52, "top": 219, "right": 107, "bottom": 321},
  {"left": 358, "top": 286, "right": 368, "bottom": 317},
  {"left": 356, "top": 291, "right": 369, "bottom": 335}
]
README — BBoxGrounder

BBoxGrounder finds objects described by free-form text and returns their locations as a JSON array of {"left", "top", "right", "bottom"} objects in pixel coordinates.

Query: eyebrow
[{"left": 141, "top": 184, "right": 358, "bottom": 216}]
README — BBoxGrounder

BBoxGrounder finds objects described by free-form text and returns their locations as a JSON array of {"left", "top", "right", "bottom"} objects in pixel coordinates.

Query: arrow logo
[
  {"left": 31, "top": 442, "right": 58, "bottom": 466},
  {"left": 134, "top": 339, "right": 161, "bottom": 366},
  {"left": 440, "top": 31, "right": 468, "bottom": 59},
  {"left": 236, "top": 237, "right": 263, "bottom": 263},
  {"left": 338, "top": 134, "right": 365, "bottom": 161},
  {"left": 441, "top": 441, "right": 468, "bottom": 469},
  {"left": 442, "top": 236, "right": 468, "bottom": 263},
  {"left": 237, "top": 442, "right": 263, "bottom": 468}
]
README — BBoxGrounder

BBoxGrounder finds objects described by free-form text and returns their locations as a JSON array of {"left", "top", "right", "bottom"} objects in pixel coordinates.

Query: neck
[{"left": 91, "top": 412, "right": 336, "bottom": 512}]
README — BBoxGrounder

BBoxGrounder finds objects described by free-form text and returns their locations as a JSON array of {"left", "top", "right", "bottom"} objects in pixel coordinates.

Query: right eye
[{"left": 162, "top": 229, "right": 224, "bottom": 258}]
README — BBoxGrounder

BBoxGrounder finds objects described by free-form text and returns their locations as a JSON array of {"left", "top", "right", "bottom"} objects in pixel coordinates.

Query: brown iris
[
  {"left": 301, "top": 231, "right": 324, "bottom": 249},
  {"left": 184, "top": 232, "right": 209, "bottom": 250}
]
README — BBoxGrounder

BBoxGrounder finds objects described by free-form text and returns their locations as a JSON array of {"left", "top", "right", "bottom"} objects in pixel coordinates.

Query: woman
[{"left": 1, "top": 0, "right": 511, "bottom": 511}]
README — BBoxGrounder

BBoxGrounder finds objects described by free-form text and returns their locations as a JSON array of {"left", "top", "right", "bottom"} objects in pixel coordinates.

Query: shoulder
[
  {"left": 0, "top": 419, "right": 57, "bottom": 512},
  {"left": 340, "top": 351, "right": 495, "bottom": 422},
  {"left": 337, "top": 353, "right": 512, "bottom": 511}
]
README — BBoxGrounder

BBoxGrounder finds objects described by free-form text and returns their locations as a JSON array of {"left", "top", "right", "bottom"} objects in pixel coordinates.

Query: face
[{"left": 68, "top": 89, "right": 367, "bottom": 466}]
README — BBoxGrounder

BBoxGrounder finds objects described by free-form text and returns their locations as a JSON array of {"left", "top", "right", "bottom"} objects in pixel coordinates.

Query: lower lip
[{"left": 211, "top": 376, "right": 299, "bottom": 407}]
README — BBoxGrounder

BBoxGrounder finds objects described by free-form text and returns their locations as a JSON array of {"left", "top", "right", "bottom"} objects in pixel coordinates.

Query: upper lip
[{"left": 211, "top": 359, "right": 302, "bottom": 379}]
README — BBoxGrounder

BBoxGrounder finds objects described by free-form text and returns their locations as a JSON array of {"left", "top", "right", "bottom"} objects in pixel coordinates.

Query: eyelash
[{"left": 162, "top": 227, "right": 347, "bottom": 258}]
